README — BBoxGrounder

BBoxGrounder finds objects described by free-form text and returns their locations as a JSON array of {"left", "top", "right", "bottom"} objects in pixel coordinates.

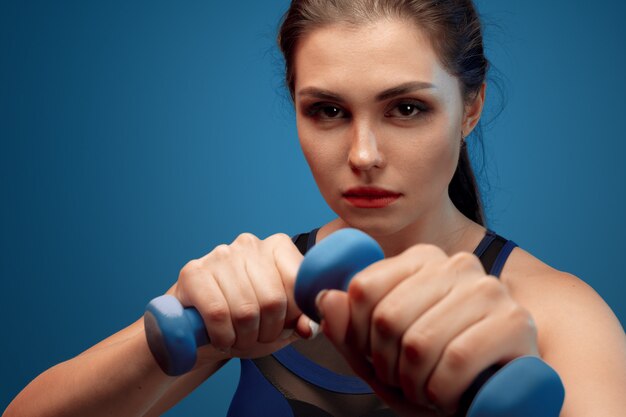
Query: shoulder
[
  {"left": 498, "top": 245, "right": 617, "bottom": 311},
  {"left": 498, "top": 246, "right": 626, "bottom": 415},
  {"left": 498, "top": 245, "right": 588, "bottom": 308},
  {"left": 499, "top": 246, "right": 623, "bottom": 348}
]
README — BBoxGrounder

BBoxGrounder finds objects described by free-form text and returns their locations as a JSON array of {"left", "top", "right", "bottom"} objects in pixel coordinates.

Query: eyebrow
[{"left": 297, "top": 81, "right": 436, "bottom": 103}]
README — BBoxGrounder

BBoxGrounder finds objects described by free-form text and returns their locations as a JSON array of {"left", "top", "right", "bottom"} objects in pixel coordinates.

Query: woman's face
[{"left": 293, "top": 18, "right": 481, "bottom": 236}]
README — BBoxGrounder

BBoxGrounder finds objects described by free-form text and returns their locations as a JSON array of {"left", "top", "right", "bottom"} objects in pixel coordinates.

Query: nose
[{"left": 348, "top": 125, "right": 384, "bottom": 171}]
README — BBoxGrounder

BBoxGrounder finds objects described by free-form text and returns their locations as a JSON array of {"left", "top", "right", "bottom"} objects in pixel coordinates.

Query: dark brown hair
[{"left": 277, "top": 0, "right": 489, "bottom": 225}]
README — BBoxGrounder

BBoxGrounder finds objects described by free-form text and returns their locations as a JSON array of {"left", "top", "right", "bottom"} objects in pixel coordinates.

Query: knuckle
[
  {"left": 475, "top": 276, "right": 505, "bottom": 298},
  {"left": 347, "top": 273, "right": 370, "bottom": 303},
  {"left": 211, "top": 244, "right": 232, "bottom": 260},
  {"left": 232, "top": 303, "right": 260, "bottom": 327},
  {"left": 183, "top": 258, "right": 201, "bottom": 269},
  {"left": 507, "top": 305, "right": 536, "bottom": 333},
  {"left": 178, "top": 259, "right": 201, "bottom": 282},
  {"left": 404, "top": 245, "right": 422, "bottom": 258},
  {"left": 372, "top": 308, "right": 400, "bottom": 339},
  {"left": 264, "top": 233, "right": 295, "bottom": 254},
  {"left": 205, "top": 302, "right": 230, "bottom": 324},
  {"left": 260, "top": 294, "right": 287, "bottom": 317},
  {"left": 408, "top": 243, "right": 444, "bottom": 258},
  {"left": 448, "top": 252, "right": 483, "bottom": 272},
  {"left": 402, "top": 330, "right": 431, "bottom": 363},
  {"left": 223, "top": 336, "right": 236, "bottom": 348},
  {"left": 443, "top": 341, "right": 471, "bottom": 372},
  {"left": 235, "top": 232, "right": 259, "bottom": 245},
  {"left": 266, "top": 232, "right": 291, "bottom": 244},
  {"left": 214, "top": 331, "right": 236, "bottom": 349}
]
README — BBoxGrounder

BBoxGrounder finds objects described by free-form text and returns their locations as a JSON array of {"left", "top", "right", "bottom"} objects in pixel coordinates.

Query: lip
[{"left": 342, "top": 186, "right": 402, "bottom": 208}]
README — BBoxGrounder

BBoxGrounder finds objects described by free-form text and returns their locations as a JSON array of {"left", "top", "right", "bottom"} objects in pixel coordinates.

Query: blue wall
[{"left": 2, "top": 1, "right": 624, "bottom": 414}]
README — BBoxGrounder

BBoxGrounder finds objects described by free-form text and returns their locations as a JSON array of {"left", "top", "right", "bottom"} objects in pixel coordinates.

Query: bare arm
[
  {"left": 4, "top": 231, "right": 309, "bottom": 417},
  {"left": 3, "top": 315, "right": 230, "bottom": 417},
  {"left": 501, "top": 246, "right": 626, "bottom": 417},
  {"left": 536, "top": 273, "right": 626, "bottom": 416}
]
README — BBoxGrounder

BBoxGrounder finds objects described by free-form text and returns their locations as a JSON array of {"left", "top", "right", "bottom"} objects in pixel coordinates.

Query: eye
[
  {"left": 321, "top": 106, "right": 343, "bottom": 118},
  {"left": 304, "top": 103, "right": 347, "bottom": 120},
  {"left": 386, "top": 101, "right": 428, "bottom": 119}
]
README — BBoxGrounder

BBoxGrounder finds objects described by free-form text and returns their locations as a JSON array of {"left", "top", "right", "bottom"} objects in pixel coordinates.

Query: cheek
[
  {"left": 302, "top": 150, "right": 342, "bottom": 205},
  {"left": 423, "top": 135, "right": 458, "bottom": 174},
  {"left": 390, "top": 127, "right": 460, "bottom": 191},
  {"left": 297, "top": 117, "right": 346, "bottom": 172}
]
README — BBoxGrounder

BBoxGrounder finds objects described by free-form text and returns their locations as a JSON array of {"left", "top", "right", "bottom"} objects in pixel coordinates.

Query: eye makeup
[{"left": 301, "top": 98, "right": 431, "bottom": 122}]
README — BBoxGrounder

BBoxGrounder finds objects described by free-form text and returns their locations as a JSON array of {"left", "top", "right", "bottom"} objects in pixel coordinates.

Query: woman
[{"left": 5, "top": 1, "right": 625, "bottom": 416}]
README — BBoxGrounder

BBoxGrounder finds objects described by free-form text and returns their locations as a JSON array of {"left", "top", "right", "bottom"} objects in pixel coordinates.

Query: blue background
[{"left": 1, "top": 0, "right": 624, "bottom": 415}]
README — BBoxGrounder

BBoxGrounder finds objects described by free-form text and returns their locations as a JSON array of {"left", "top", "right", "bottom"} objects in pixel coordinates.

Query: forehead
[{"left": 293, "top": 18, "right": 457, "bottom": 99}]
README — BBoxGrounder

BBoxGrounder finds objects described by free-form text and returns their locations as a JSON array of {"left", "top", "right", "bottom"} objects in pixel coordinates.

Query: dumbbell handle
[{"left": 144, "top": 228, "right": 564, "bottom": 417}]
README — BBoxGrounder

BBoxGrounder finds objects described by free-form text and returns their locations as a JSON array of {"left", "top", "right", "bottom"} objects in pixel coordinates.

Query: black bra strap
[
  {"left": 292, "top": 229, "right": 514, "bottom": 278},
  {"left": 292, "top": 232, "right": 310, "bottom": 256},
  {"left": 475, "top": 232, "right": 512, "bottom": 278}
]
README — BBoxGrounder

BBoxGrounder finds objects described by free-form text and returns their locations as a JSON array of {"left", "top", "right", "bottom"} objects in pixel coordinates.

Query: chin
[{"left": 335, "top": 212, "right": 407, "bottom": 238}]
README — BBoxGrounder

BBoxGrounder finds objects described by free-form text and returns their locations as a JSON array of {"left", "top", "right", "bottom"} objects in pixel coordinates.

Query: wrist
[{"left": 195, "top": 344, "right": 232, "bottom": 369}]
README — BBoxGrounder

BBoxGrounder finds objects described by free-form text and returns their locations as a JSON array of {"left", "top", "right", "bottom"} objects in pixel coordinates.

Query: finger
[
  {"left": 269, "top": 233, "right": 304, "bottom": 324},
  {"left": 317, "top": 290, "right": 442, "bottom": 417},
  {"left": 244, "top": 254, "right": 288, "bottom": 343},
  {"left": 394, "top": 275, "right": 495, "bottom": 404},
  {"left": 348, "top": 244, "right": 446, "bottom": 354},
  {"left": 317, "top": 290, "right": 350, "bottom": 346},
  {"left": 178, "top": 271, "right": 235, "bottom": 351},
  {"left": 370, "top": 256, "right": 486, "bottom": 386},
  {"left": 369, "top": 267, "right": 460, "bottom": 386},
  {"left": 425, "top": 305, "right": 538, "bottom": 414},
  {"left": 370, "top": 251, "right": 486, "bottom": 386},
  {"left": 294, "top": 313, "right": 319, "bottom": 339},
  {"left": 318, "top": 290, "right": 375, "bottom": 379},
  {"left": 318, "top": 290, "right": 440, "bottom": 417},
  {"left": 211, "top": 256, "right": 261, "bottom": 350}
]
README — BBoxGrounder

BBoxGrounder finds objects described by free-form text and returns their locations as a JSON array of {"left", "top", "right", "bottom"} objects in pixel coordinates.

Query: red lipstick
[{"left": 342, "top": 186, "right": 402, "bottom": 209}]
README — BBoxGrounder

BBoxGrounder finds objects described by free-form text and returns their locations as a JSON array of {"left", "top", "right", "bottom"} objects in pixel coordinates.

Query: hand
[
  {"left": 173, "top": 232, "right": 312, "bottom": 360},
  {"left": 317, "top": 244, "right": 539, "bottom": 416}
]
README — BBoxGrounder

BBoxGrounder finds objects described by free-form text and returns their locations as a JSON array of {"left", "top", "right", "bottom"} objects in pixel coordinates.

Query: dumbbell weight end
[{"left": 144, "top": 295, "right": 208, "bottom": 376}]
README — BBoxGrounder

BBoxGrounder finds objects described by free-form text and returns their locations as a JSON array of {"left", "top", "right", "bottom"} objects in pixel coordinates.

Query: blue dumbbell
[{"left": 145, "top": 228, "right": 565, "bottom": 416}]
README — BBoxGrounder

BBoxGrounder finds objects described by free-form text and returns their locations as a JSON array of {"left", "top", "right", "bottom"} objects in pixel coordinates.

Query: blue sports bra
[{"left": 227, "top": 228, "right": 518, "bottom": 417}]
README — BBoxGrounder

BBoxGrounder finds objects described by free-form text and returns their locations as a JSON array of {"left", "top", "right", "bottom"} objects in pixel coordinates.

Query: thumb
[
  {"left": 316, "top": 290, "right": 351, "bottom": 346},
  {"left": 317, "top": 290, "right": 377, "bottom": 384}
]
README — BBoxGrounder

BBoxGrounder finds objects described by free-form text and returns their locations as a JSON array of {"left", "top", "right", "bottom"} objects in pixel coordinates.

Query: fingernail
[
  {"left": 307, "top": 320, "right": 321, "bottom": 339},
  {"left": 280, "top": 328, "right": 295, "bottom": 340},
  {"left": 315, "top": 289, "right": 328, "bottom": 320}
]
